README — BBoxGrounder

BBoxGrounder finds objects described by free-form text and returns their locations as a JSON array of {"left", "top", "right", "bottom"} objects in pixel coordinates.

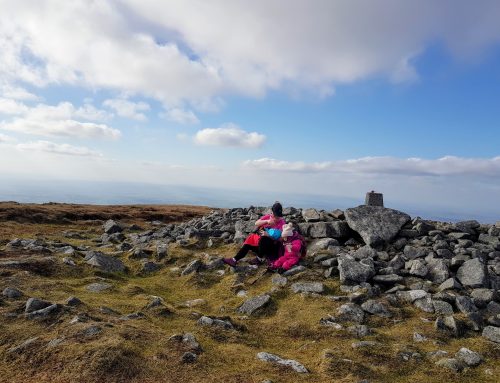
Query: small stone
[
  {"left": 435, "top": 358, "right": 464, "bottom": 372},
  {"left": 372, "top": 274, "right": 403, "bottom": 284},
  {"left": 414, "top": 297, "right": 435, "bottom": 313},
  {"left": 7, "top": 337, "right": 39, "bottom": 354},
  {"left": 66, "top": 296, "right": 83, "bottom": 306},
  {"left": 47, "top": 338, "right": 65, "bottom": 348},
  {"left": 238, "top": 295, "right": 271, "bottom": 315},
  {"left": 455, "top": 296, "right": 478, "bottom": 314},
  {"left": 63, "top": 257, "right": 76, "bottom": 266},
  {"left": 103, "top": 219, "right": 123, "bottom": 234},
  {"left": 119, "top": 312, "right": 145, "bottom": 321},
  {"left": 282, "top": 265, "right": 306, "bottom": 277},
  {"left": 182, "top": 299, "right": 206, "bottom": 308},
  {"left": 291, "top": 282, "right": 324, "bottom": 294},
  {"left": 182, "top": 333, "right": 202, "bottom": 352},
  {"left": 86, "top": 282, "right": 112, "bottom": 292},
  {"left": 413, "top": 333, "right": 427, "bottom": 342},
  {"left": 181, "top": 352, "right": 197, "bottom": 363},
  {"left": 272, "top": 274, "right": 287, "bottom": 287},
  {"left": 432, "top": 300, "right": 454, "bottom": 315},
  {"left": 181, "top": 259, "right": 203, "bottom": 276},
  {"left": 435, "top": 316, "right": 466, "bottom": 337},
  {"left": 25, "top": 298, "right": 51, "bottom": 313},
  {"left": 80, "top": 325, "right": 102, "bottom": 337},
  {"left": 396, "top": 290, "right": 427, "bottom": 303},
  {"left": 197, "top": 316, "right": 233, "bottom": 330},
  {"left": 337, "top": 303, "right": 364, "bottom": 323},
  {"left": 438, "top": 278, "right": 462, "bottom": 292},
  {"left": 256, "top": 352, "right": 308, "bottom": 373},
  {"left": 85, "top": 252, "right": 125, "bottom": 273},
  {"left": 361, "top": 300, "right": 391, "bottom": 317},
  {"left": 482, "top": 326, "right": 500, "bottom": 343},
  {"left": 455, "top": 348, "right": 483, "bottom": 367},
  {"left": 25, "top": 304, "right": 60, "bottom": 319},
  {"left": 2, "top": 287, "right": 23, "bottom": 299},
  {"left": 347, "top": 324, "right": 371, "bottom": 338}
]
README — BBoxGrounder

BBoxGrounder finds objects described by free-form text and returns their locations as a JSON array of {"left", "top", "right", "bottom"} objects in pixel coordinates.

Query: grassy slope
[{"left": 0, "top": 205, "right": 499, "bottom": 383}]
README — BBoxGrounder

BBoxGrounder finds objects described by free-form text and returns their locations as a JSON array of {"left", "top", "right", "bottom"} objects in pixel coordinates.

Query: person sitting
[
  {"left": 269, "top": 223, "right": 305, "bottom": 272},
  {"left": 223, "top": 201, "right": 285, "bottom": 267}
]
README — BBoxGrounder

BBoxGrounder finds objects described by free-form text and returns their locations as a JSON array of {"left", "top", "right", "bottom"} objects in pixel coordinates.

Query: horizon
[
  {"left": 0, "top": 178, "right": 497, "bottom": 224},
  {"left": 1, "top": 1, "right": 499, "bottom": 223}
]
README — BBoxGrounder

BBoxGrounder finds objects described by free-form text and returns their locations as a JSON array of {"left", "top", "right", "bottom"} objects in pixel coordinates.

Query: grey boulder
[
  {"left": 85, "top": 252, "right": 125, "bottom": 273},
  {"left": 344, "top": 205, "right": 411, "bottom": 246},
  {"left": 237, "top": 294, "right": 271, "bottom": 315}
]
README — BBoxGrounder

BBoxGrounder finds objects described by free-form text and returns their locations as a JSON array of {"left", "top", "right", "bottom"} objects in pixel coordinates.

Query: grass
[{"left": 0, "top": 204, "right": 499, "bottom": 383}]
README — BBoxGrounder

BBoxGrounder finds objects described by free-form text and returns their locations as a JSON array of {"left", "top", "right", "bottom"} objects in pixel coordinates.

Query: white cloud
[
  {"left": 103, "top": 98, "right": 150, "bottom": 121},
  {"left": 0, "top": 133, "right": 15, "bottom": 143},
  {"left": 1, "top": 118, "right": 120, "bottom": 140},
  {"left": 164, "top": 108, "right": 199, "bottom": 124},
  {"left": 1, "top": 1, "right": 500, "bottom": 108},
  {"left": 0, "top": 84, "right": 39, "bottom": 101},
  {"left": 0, "top": 100, "right": 119, "bottom": 139},
  {"left": 194, "top": 123, "right": 266, "bottom": 148},
  {"left": 243, "top": 156, "right": 500, "bottom": 177},
  {"left": 0, "top": 97, "right": 29, "bottom": 115},
  {"left": 16, "top": 140, "right": 103, "bottom": 157}
]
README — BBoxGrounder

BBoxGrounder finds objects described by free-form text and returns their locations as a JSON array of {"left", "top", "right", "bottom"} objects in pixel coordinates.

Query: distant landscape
[{"left": 1, "top": 179, "right": 497, "bottom": 223}]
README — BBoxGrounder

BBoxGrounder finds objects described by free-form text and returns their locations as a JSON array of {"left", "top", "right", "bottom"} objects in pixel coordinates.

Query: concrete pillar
[{"left": 365, "top": 191, "right": 384, "bottom": 207}]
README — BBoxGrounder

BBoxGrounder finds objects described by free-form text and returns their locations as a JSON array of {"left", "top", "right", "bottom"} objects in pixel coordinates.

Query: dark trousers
[{"left": 234, "top": 236, "right": 280, "bottom": 261}]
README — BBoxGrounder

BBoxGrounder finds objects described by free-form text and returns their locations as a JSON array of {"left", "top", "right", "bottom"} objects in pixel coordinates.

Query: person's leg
[
  {"left": 282, "top": 255, "right": 300, "bottom": 270},
  {"left": 259, "top": 237, "right": 279, "bottom": 261},
  {"left": 234, "top": 244, "right": 258, "bottom": 261},
  {"left": 271, "top": 255, "right": 285, "bottom": 269},
  {"left": 224, "top": 244, "right": 258, "bottom": 267}
]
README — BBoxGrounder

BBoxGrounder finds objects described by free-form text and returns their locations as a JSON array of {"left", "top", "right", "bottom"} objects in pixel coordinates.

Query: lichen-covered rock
[
  {"left": 338, "top": 257, "right": 375, "bottom": 283},
  {"left": 181, "top": 259, "right": 203, "bottom": 276},
  {"left": 344, "top": 205, "right": 411, "bottom": 246},
  {"left": 86, "top": 282, "right": 113, "bottom": 292},
  {"left": 456, "top": 258, "right": 488, "bottom": 288},
  {"left": 25, "top": 298, "right": 51, "bottom": 313},
  {"left": 455, "top": 348, "right": 483, "bottom": 367},
  {"left": 291, "top": 282, "right": 324, "bottom": 294},
  {"left": 2, "top": 287, "right": 23, "bottom": 299},
  {"left": 103, "top": 219, "right": 123, "bottom": 234},
  {"left": 237, "top": 294, "right": 271, "bottom": 315},
  {"left": 435, "top": 358, "right": 464, "bottom": 372},
  {"left": 482, "top": 326, "right": 500, "bottom": 343},
  {"left": 361, "top": 300, "right": 391, "bottom": 317},
  {"left": 337, "top": 303, "right": 365, "bottom": 323},
  {"left": 84, "top": 252, "right": 125, "bottom": 273},
  {"left": 257, "top": 352, "right": 308, "bottom": 373}
]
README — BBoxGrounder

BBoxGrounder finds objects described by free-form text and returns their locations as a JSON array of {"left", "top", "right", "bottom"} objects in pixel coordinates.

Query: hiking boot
[
  {"left": 222, "top": 258, "right": 237, "bottom": 267},
  {"left": 249, "top": 257, "right": 264, "bottom": 265}
]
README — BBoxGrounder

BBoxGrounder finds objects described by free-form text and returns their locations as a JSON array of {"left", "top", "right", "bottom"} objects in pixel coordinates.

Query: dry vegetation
[{"left": 0, "top": 203, "right": 498, "bottom": 383}]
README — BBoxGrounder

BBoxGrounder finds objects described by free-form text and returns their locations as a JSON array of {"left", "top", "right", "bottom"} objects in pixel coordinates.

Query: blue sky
[{"left": 0, "top": 1, "right": 499, "bottom": 221}]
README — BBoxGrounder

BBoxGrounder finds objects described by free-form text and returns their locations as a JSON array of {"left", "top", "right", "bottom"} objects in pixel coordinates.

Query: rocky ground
[{"left": 0, "top": 202, "right": 499, "bottom": 383}]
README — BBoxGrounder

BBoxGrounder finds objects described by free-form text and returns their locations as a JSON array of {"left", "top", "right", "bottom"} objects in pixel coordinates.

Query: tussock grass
[{"left": 0, "top": 216, "right": 499, "bottom": 383}]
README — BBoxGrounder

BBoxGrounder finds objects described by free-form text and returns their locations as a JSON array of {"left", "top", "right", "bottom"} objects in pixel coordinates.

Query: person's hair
[{"left": 272, "top": 201, "right": 283, "bottom": 217}]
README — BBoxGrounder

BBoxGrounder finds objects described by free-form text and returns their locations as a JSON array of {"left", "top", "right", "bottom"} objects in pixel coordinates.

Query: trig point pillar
[{"left": 365, "top": 191, "right": 384, "bottom": 207}]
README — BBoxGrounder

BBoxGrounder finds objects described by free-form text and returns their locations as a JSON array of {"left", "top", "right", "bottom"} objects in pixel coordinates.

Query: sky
[{"left": 0, "top": 0, "right": 500, "bottom": 221}]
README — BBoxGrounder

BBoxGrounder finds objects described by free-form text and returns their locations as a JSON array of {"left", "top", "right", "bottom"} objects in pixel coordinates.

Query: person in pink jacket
[
  {"left": 269, "top": 223, "right": 304, "bottom": 272},
  {"left": 223, "top": 202, "right": 285, "bottom": 267}
]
